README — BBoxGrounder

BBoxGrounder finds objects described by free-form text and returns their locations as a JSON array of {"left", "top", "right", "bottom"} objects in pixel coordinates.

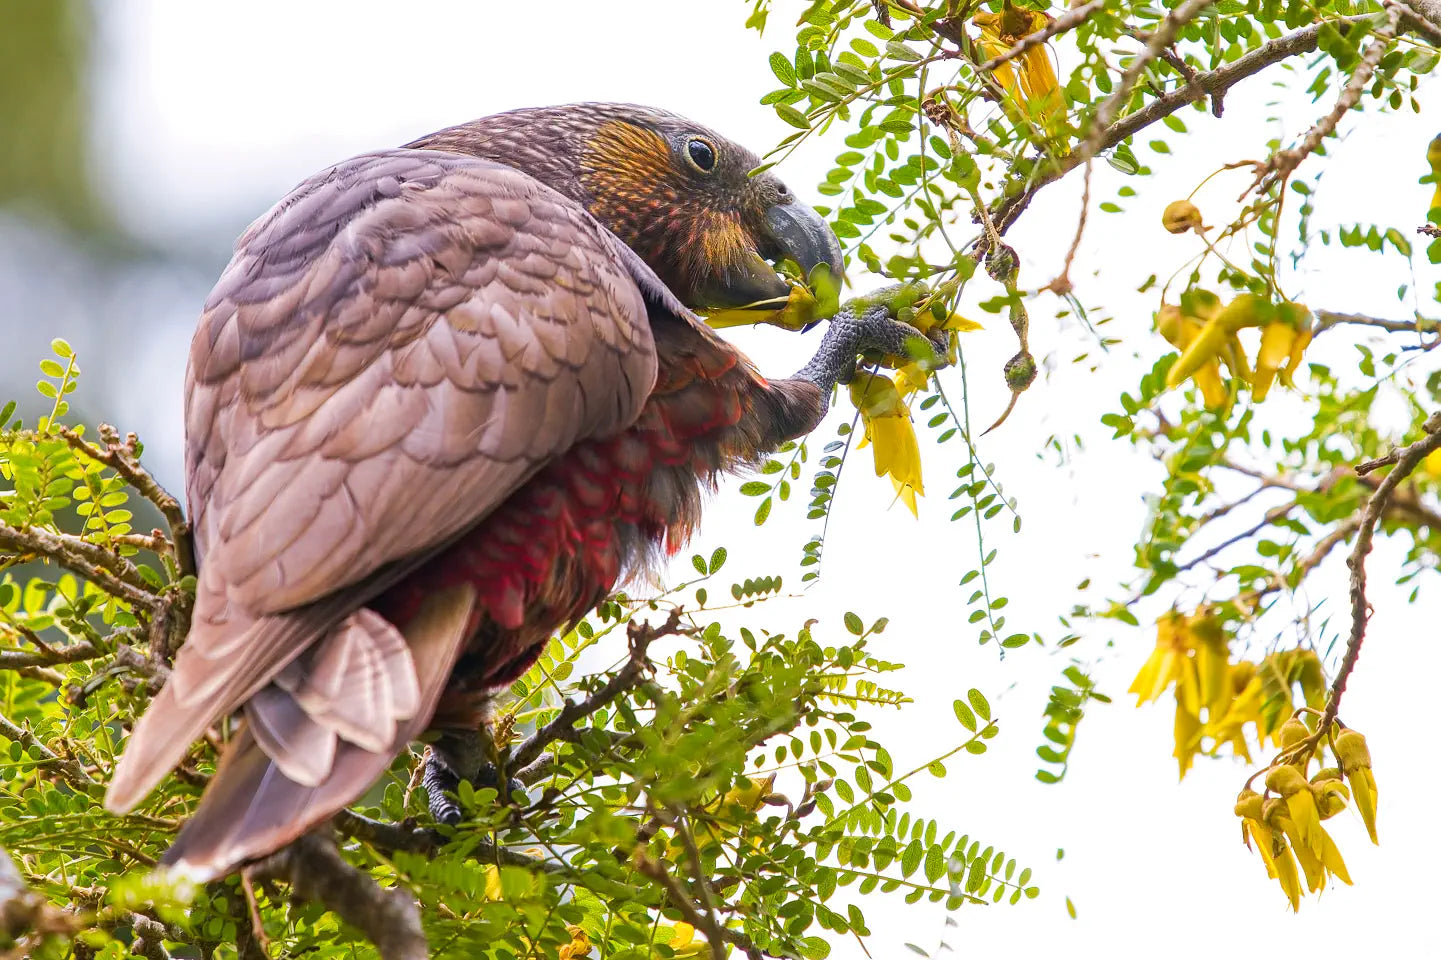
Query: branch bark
[
  {"left": 1321, "top": 412, "right": 1441, "bottom": 734},
  {"left": 251, "top": 833, "right": 427, "bottom": 960},
  {"left": 991, "top": 15, "right": 1378, "bottom": 234}
]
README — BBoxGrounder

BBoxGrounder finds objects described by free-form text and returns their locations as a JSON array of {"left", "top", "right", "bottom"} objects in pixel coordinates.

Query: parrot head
[{"left": 409, "top": 103, "right": 843, "bottom": 313}]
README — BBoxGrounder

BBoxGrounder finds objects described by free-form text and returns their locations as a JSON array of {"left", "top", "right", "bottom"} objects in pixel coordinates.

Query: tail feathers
[
  {"left": 161, "top": 586, "right": 476, "bottom": 882},
  {"left": 105, "top": 607, "right": 328, "bottom": 815}
]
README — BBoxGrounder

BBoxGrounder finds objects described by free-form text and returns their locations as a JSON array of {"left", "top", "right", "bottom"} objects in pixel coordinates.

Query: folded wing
[{"left": 106, "top": 149, "right": 658, "bottom": 819}]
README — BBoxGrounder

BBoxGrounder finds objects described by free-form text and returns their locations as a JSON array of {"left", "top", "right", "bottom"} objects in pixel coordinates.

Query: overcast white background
[{"left": 8, "top": 1, "right": 1441, "bottom": 956}]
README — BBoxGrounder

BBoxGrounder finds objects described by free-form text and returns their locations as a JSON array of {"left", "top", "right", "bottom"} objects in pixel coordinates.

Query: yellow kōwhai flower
[
  {"left": 558, "top": 925, "right": 592, "bottom": 959},
  {"left": 1428, "top": 133, "right": 1441, "bottom": 217},
  {"left": 850, "top": 373, "right": 924, "bottom": 516},
  {"left": 1265, "top": 765, "right": 1351, "bottom": 894},
  {"left": 973, "top": 4, "right": 1067, "bottom": 151},
  {"left": 1335, "top": 729, "right": 1379, "bottom": 844},
  {"left": 1251, "top": 302, "right": 1313, "bottom": 400},
  {"left": 1237, "top": 788, "right": 1303, "bottom": 911},
  {"left": 1128, "top": 610, "right": 1193, "bottom": 706},
  {"left": 1155, "top": 297, "right": 1236, "bottom": 410},
  {"left": 1161, "top": 200, "right": 1205, "bottom": 234},
  {"left": 1205, "top": 660, "right": 1262, "bottom": 762}
]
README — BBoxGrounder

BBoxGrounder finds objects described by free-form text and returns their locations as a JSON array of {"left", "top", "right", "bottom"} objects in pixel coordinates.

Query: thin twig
[
  {"left": 508, "top": 610, "right": 679, "bottom": 771},
  {"left": 1076, "top": 0, "right": 1216, "bottom": 168},
  {"left": 1245, "top": 6, "right": 1403, "bottom": 197},
  {"left": 1046, "top": 160, "right": 1091, "bottom": 295},
  {"left": 58, "top": 426, "right": 194, "bottom": 577}
]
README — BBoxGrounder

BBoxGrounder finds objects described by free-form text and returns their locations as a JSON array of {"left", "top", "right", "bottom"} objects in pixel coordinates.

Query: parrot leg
[
  {"left": 794, "top": 304, "right": 948, "bottom": 404},
  {"left": 422, "top": 729, "right": 526, "bottom": 826}
]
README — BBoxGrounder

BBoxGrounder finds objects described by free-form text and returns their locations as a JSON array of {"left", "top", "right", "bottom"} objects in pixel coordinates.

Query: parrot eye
[{"left": 685, "top": 137, "right": 718, "bottom": 173}]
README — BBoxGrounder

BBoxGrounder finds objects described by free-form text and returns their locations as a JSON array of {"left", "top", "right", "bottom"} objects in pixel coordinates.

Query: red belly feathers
[{"left": 375, "top": 344, "right": 747, "bottom": 691}]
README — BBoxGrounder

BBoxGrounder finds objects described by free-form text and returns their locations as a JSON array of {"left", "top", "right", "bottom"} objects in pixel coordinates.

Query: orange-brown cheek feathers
[{"left": 580, "top": 121, "right": 753, "bottom": 301}]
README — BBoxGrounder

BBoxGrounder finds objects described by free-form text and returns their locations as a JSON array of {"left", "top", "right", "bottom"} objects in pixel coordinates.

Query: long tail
[{"left": 161, "top": 586, "right": 476, "bottom": 882}]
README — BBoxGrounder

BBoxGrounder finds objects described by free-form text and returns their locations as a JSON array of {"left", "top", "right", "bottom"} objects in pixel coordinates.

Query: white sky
[{"left": 62, "top": 1, "right": 1441, "bottom": 955}]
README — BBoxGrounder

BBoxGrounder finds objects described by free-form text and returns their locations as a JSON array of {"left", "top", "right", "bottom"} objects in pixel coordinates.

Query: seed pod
[
  {"left": 1162, "top": 200, "right": 1205, "bottom": 234},
  {"left": 1004, "top": 350, "right": 1037, "bottom": 391}
]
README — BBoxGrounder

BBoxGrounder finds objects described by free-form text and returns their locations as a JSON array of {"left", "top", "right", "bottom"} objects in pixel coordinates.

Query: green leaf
[
  {"left": 843, "top": 611, "right": 864, "bottom": 635},
  {"left": 885, "top": 40, "right": 922, "bottom": 62},
  {"left": 775, "top": 103, "right": 811, "bottom": 129},
  {"left": 770, "top": 51, "right": 796, "bottom": 86},
  {"left": 967, "top": 689, "right": 991, "bottom": 722}
]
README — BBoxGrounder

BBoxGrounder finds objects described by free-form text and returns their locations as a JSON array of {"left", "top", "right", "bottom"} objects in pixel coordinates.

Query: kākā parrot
[{"left": 104, "top": 103, "right": 937, "bottom": 881}]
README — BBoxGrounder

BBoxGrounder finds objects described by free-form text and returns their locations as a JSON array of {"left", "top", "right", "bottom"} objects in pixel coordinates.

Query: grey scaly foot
[
  {"left": 795, "top": 300, "right": 948, "bottom": 411},
  {"left": 423, "top": 730, "right": 527, "bottom": 827}
]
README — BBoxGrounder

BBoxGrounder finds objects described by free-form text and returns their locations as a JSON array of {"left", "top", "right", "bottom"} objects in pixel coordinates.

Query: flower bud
[
  {"left": 1265, "top": 764, "right": 1308, "bottom": 797},
  {"left": 1162, "top": 200, "right": 1205, "bottom": 234},
  {"left": 1278, "top": 719, "right": 1310, "bottom": 750},
  {"left": 1234, "top": 788, "right": 1264, "bottom": 820},
  {"left": 1334, "top": 730, "right": 1372, "bottom": 773}
]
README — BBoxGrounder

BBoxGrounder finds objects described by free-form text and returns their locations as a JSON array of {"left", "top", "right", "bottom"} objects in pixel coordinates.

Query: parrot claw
[{"left": 422, "top": 733, "right": 528, "bottom": 827}]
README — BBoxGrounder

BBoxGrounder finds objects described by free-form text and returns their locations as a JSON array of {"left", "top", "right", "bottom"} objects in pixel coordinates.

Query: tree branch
[
  {"left": 0, "top": 523, "right": 156, "bottom": 610},
  {"left": 58, "top": 426, "right": 194, "bottom": 578},
  {"left": 1074, "top": 0, "right": 1216, "bottom": 169},
  {"left": 250, "top": 833, "right": 427, "bottom": 960},
  {"left": 1321, "top": 412, "right": 1441, "bottom": 734},
  {"left": 1315, "top": 310, "right": 1440, "bottom": 337},
  {"left": 991, "top": 15, "right": 1377, "bottom": 233},
  {"left": 1392, "top": 0, "right": 1441, "bottom": 44},
  {"left": 1247, "top": 5, "right": 1403, "bottom": 196}
]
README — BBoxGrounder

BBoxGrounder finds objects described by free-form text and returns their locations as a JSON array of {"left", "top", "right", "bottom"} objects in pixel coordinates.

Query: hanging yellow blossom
[
  {"left": 558, "top": 925, "right": 593, "bottom": 960},
  {"left": 973, "top": 4, "right": 1067, "bottom": 150},
  {"left": 1161, "top": 199, "right": 1206, "bottom": 234},
  {"left": 1155, "top": 299, "right": 1232, "bottom": 410},
  {"left": 1335, "top": 729, "right": 1379, "bottom": 844},
  {"left": 1237, "top": 788, "right": 1303, "bottom": 911},
  {"left": 1252, "top": 301, "right": 1313, "bottom": 400},
  {"left": 1128, "top": 610, "right": 1195, "bottom": 706},
  {"left": 849, "top": 372, "right": 924, "bottom": 516}
]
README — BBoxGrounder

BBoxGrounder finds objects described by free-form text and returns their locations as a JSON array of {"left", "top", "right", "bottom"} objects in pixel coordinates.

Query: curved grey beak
[
  {"left": 765, "top": 201, "right": 844, "bottom": 284},
  {"left": 693, "top": 200, "right": 845, "bottom": 310}
]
